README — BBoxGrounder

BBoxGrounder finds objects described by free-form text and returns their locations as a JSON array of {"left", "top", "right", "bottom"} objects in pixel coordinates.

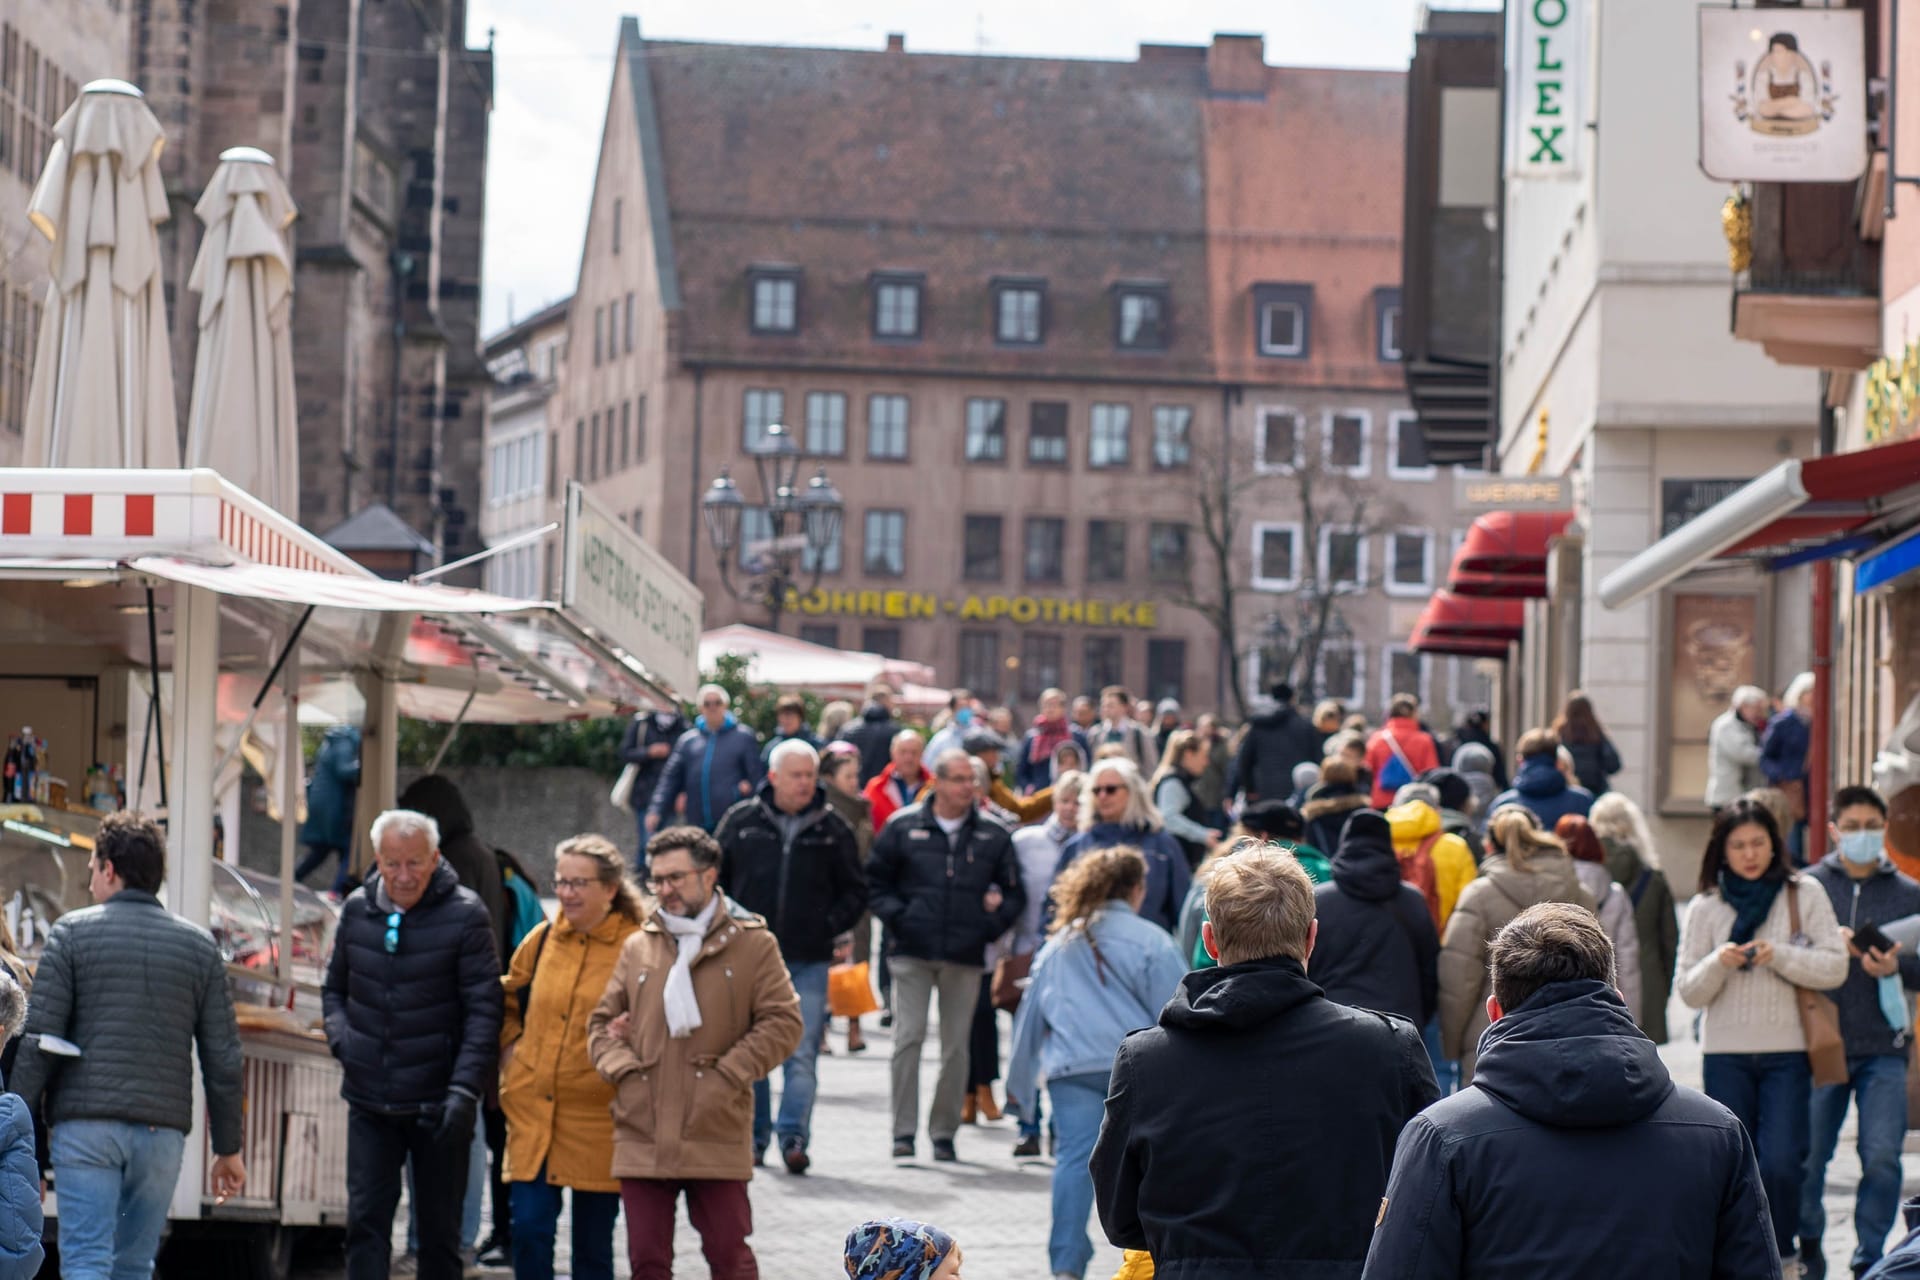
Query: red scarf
[{"left": 1028, "top": 714, "right": 1072, "bottom": 766}]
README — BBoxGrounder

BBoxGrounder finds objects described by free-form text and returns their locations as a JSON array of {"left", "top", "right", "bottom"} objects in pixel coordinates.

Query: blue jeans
[
  {"left": 509, "top": 1167, "right": 619, "bottom": 1280},
  {"left": 1422, "top": 1015, "right": 1459, "bottom": 1095},
  {"left": 1801, "top": 1052, "right": 1909, "bottom": 1272},
  {"left": 1018, "top": 1086, "right": 1046, "bottom": 1141},
  {"left": 1704, "top": 1051, "right": 1813, "bottom": 1256},
  {"left": 753, "top": 960, "right": 830, "bottom": 1153},
  {"left": 1048, "top": 1073, "right": 1110, "bottom": 1278},
  {"left": 51, "top": 1119, "right": 187, "bottom": 1280}
]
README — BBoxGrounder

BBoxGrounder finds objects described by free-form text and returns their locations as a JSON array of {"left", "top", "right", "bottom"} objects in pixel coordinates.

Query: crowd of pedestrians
[{"left": 13, "top": 669, "right": 1920, "bottom": 1280}]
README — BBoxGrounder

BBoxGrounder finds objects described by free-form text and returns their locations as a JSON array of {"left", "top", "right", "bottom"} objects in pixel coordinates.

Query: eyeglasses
[
  {"left": 645, "top": 869, "right": 697, "bottom": 892},
  {"left": 384, "top": 910, "right": 402, "bottom": 954},
  {"left": 1091, "top": 785, "right": 1125, "bottom": 796},
  {"left": 553, "top": 877, "right": 597, "bottom": 893}
]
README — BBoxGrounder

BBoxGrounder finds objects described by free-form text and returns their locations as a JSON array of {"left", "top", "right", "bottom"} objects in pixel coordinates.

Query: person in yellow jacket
[
  {"left": 1386, "top": 788, "right": 1478, "bottom": 930},
  {"left": 499, "top": 834, "right": 647, "bottom": 1280},
  {"left": 1112, "top": 1250, "right": 1154, "bottom": 1280}
]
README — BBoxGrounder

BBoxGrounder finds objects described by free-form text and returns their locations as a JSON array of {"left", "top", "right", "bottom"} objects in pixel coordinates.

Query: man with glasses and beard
[
  {"left": 867, "top": 749, "right": 1027, "bottom": 1162},
  {"left": 324, "top": 809, "right": 502, "bottom": 1280},
  {"left": 590, "top": 827, "right": 802, "bottom": 1280}
]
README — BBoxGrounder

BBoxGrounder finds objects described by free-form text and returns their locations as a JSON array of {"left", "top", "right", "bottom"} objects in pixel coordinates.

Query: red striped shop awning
[
  {"left": 1409, "top": 590, "right": 1522, "bottom": 657},
  {"left": 1454, "top": 511, "right": 1575, "bottom": 576}
]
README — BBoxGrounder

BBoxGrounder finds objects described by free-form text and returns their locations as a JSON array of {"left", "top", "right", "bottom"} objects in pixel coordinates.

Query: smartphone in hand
[{"left": 1853, "top": 921, "right": 1897, "bottom": 955}]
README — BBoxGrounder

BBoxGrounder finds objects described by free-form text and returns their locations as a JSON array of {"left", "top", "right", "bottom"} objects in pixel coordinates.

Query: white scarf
[{"left": 657, "top": 894, "right": 720, "bottom": 1039}]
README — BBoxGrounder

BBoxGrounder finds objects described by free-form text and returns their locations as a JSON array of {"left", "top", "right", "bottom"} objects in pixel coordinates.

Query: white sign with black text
[
  {"left": 562, "top": 483, "right": 703, "bottom": 700},
  {"left": 1699, "top": 8, "right": 1867, "bottom": 183}
]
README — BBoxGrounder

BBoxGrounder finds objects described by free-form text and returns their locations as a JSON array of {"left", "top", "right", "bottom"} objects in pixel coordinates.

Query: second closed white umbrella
[{"left": 185, "top": 147, "right": 299, "bottom": 515}]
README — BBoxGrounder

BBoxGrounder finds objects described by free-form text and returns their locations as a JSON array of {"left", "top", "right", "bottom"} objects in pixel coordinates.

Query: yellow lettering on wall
[
  {"left": 1087, "top": 601, "right": 1108, "bottom": 626},
  {"left": 1109, "top": 602, "right": 1134, "bottom": 627},
  {"left": 985, "top": 596, "right": 1010, "bottom": 620},
  {"left": 883, "top": 590, "right": 906, "bottom": 619},
  {"left": 1039, "top": 598, "right": 1059, "bottom": 623},
  {"left": 1010, "top": 596, "right": 1039, "bottom": 624},
  {"left": 959, "top": 596, "right": 986, "bottom": 621},
  {"left": 910, "top": 593, "right": 939, "bottom": 619},
  {"left": 1058, "top": 599, "right": 1084, "bottom": 624},
  {"left": 1135, "top": 602, "right": 1157, "bottom": 629},
  {"left": 830, "top": 590, "right": 859, "bottom": 615},
  {"left": 857, "top": 590, "right": 882, "bottom": 616}
]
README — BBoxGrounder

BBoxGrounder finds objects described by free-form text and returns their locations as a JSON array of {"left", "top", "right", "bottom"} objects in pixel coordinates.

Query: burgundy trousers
[{"left": 618, "top": 1177, "right": 757, "bottom": 1280}]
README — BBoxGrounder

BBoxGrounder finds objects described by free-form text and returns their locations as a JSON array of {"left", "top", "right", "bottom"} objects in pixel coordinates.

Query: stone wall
[{"left": 237, "top": 766, "right": 633, "bottom": 890}]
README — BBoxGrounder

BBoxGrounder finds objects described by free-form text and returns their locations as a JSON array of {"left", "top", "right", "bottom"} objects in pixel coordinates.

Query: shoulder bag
[{"left": 1786, "top": 879, "right": 1849, "bottom": 1088}]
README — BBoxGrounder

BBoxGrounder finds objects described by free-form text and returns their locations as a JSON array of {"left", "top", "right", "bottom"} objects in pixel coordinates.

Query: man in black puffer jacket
[
  {"left": 1362, "top": 903, "right": 1777, "bottom": 1280},
  {"left": 1230, "top": 682, "right": 1326, "bottom": 805},
  {"left": 837, "top": 683, "right": 904, "bottom": 786},
  {"left": 325, "top": 808, "right": 501, "bottom": 1280},
  {"left": 866, "top": 749, "right": 1025, "bottom": 1161},
  {"left": 1312, "top": 811, "right": 1438, "bottom": 1027},
  {"left": 1092, "top": 845, "right": 1436, "bottom": 1280},
  {"left": 715, "top": 740, "right": 867, "bottom": 1173}
]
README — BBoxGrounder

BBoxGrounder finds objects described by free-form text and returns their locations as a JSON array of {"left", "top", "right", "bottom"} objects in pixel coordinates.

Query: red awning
[
  {"left": 1454, "top": 511, "right": 1575, "bottom": 576},
  {"left": 1600, "top": 437, "right": 1920, "bottom": 609},
  {"left": 1408, "top": 591, "right": 1523, "bottom": 659},
  {"left": 1446, "top": 542, "right": 1548, "bottom": 599}
]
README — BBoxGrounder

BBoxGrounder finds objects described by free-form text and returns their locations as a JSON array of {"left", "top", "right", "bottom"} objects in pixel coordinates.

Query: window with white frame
[
  {"left": 1151, "top": 405, "right": 1192, "bottom": 469},
  {"left": 1256, "top": 408, "right": 1302, "bottom": 472},
  {"left": 873, "top": 277, "right": 923, "bottom": 339},
  {"left": 751, "top": 274, "right": 797, "bottom": 333},
  {"left": 1383, "top": 646, "right": 1428, "bottom": 709},
  {"left": 1260, "top": 300, "right": 1305, "bottom": 356},
  {"left": 1317, "top": 637, "right": 1365, "bottom": 706},
  {"left": 743, "top": 388, "right": 783, "bottom": 451},
  {"left": 804, "top": 391, "right": 847, "bottom": 456},
  {"left": 965, "top": 398, "right": 1007, "bottom": 462},
  {"left": 1385, "top": 529, "right": 1434, "bottom": 596},
  {"left": 1321, "top": 526, "right": 1368, "bottom": 591},
  {"left": 1090, "top": 403, "right": 1131, "bottom": 468},
  {"left": 1251, "top": 522, "right": 1301, "bottom": 591},
  {"left": 1375, "top": 288, "right": 1404, "bottom": 362},
  {"left": 1325, "top": 411, "right": 1370, "bottom": 475},
  {"left": 1388, "top": 411, "right": 1434, "bottom": 479},
  {"left": 865, "top": 510, "right": 906, "bottom": 576},
  {"left": 868, "top": 394, "right": 909, "bottom": 459}
]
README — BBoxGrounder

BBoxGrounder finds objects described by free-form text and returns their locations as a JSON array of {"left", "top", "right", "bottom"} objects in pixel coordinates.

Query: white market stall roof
[
  {"left": 0, "top": 468, "right": 673, "bottom": 721},
  {"left": 699, "top": 623, "right": 948, "bottom": 712}
]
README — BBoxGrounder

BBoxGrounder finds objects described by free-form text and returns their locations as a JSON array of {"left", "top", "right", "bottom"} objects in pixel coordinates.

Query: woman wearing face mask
[{"left": 1678, "top": 799, "right": 1847, "bottom": 1274}]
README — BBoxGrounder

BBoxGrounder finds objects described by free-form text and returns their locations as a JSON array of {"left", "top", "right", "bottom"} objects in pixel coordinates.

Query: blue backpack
[
  {"left": 497, "top": 852, "right": 549, "bottom": 952},
  {"left": 1377, "top": 733, "right": 1417, "bottom": 793}
]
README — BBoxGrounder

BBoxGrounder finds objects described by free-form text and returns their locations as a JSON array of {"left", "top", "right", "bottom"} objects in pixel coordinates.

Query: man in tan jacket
[{"left": 589, "top": 826, "right": 802, "bottom": 1279}]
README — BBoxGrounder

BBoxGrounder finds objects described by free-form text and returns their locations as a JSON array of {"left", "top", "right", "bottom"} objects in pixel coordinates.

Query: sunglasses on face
[
  {"left": 384, "top": 910, "right": 402, "bottom": 954},
  {"left": 1091, "top": 785, "right": 1125, "bottom": 796}
]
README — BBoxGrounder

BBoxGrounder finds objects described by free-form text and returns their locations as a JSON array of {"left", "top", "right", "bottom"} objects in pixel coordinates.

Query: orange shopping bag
[{"left": 827, "top": 962, "right": 880, "bottom": 1018}]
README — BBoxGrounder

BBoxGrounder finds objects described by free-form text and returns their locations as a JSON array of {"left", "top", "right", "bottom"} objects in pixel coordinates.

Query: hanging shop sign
[
  {"left": 1698, "top": 8, "right": 1867, "bottom": 183},
  {"left": 785, "top": 587, "right": 1160, "bottom": 630},
  {"left": 1455, "top": 475, "right": 1572, "bottom": 513},
  {"left": 1660, "top": 479, "right": 1749, "bottom": 538},
  {"left": 1864, "top": 340, "right": 1920, "bottom": 446},
  {"left": 562, "top": 483, "right": 703, "bottom": 697},
  {"left": 1513, "top": 0, "right": 1584, "bottom": 179}
]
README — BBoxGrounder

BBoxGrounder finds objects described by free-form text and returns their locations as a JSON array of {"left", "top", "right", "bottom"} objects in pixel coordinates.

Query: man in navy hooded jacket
[
  {"left": 646, "top": 684, "right": 765, "bottom": 835},
  {"left": 1362, "top": 902, "right": 1779, "bottom": 1280}
]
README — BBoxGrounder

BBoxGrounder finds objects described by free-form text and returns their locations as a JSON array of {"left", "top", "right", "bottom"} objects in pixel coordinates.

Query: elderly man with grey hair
[
  {"left": 324, "top": 808, "right": 502, "bottom": 1280},
  {"left": 1707, "top": 684, "right": 1773, "bottom": 812},
  {"left": 646, "top": 683, "right": 766, "bottom": 838},
  {"left": 867, "top": 748, "right": 1026, "bottom": 1162},
  {"left": 714, "top": 738, "right": 866, "bottom": 1173}
]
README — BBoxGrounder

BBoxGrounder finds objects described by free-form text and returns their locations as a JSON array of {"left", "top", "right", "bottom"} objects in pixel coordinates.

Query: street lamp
[
  {"left": 1259, "top": 612, "right": 1295, "bottom": 695},
  {"left": 701, "top": 423, "right": 845, "bottom": 633}
]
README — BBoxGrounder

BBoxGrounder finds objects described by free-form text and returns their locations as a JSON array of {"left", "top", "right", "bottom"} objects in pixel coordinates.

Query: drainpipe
[
  {"left": 1810, "top": 558, "right": 1834, "bottom": 865},
  {"left": 688, "top": 366, "right": 705, "bottom": 580}
]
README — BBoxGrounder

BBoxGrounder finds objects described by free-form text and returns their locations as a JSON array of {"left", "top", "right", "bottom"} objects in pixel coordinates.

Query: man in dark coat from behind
[
  {"left": 1230, "top": 682, "right": 1325, "bottom": 805},
  {"left": 399, "top": 772, "right": 507, "bottom": 956},
  {"left": 1092, "top": 844, "right": 1437, "bottom": 1280},
  {"left": 1361, "top": 902, "right": 1779, "bottom": 1280},
  {"left": 1311, "top": 811, "right": 1438, "bottom": 1027}
]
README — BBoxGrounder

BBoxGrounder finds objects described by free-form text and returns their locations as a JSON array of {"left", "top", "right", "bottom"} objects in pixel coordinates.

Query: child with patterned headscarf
[{"left": 844, "top": 1218, "right": 961, "bottom": 1280}]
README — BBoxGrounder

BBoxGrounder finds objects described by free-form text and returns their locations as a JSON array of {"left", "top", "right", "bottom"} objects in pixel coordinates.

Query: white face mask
[{"left": 1839, "top": 828, "right": 1886, "bottom": 867}]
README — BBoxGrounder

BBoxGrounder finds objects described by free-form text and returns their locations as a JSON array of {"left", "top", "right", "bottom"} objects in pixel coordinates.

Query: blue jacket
[
  {"left": 760, "top": 728, "right": 825, "bottom": 763},
  {"left": 1362, "top": 981, "right": 1777, "bottom": 1280},
  {"left": 1014, "top": 725, "right": 1093, "bottom": 794},
  {"left": 1759, "top": 709, "right": 1811, "bottom": 786},
  {"left": 646, "top": 716, "right": 766, "bottom": 832},
  {"left": 300, "top": 724, "right": 361, "bottom": 851},
  {"left": 1005, "top": 902, "right": 1186, "bottom": 1112},
  {"left": 0, "top": 1085, "right": 39, "bottom": 1280},
  {"left": 1805, "top": 854, "right": 1920, "bottom": 1058},
  {"left": 1056, "top": 824, "right": 1192, "bottom": 935},
  {"left": 1488, "top": 755, "right": 1593, "bottom": 829}
]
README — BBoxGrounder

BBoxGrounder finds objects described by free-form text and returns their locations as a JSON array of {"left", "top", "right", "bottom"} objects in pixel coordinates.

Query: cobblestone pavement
[{"left": 286, "top": 990, "right": 1920, "bottom": 1279}]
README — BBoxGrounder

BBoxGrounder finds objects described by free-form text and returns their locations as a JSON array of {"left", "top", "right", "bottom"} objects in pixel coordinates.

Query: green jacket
[{"left": 1180, "top": 843, "right": 1330, "bottom": 969}]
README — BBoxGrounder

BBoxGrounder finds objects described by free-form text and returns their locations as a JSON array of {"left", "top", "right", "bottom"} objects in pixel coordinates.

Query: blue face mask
[
  {"left": 1839, "top": 828, "right": 1886, "bottom": 866},
  {"left": 955, "top": 708, "right": 974, "bottom": 728}
]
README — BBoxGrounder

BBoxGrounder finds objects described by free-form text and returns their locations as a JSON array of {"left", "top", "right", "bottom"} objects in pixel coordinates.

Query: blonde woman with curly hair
[
  {"left": 1437, "top": 806, "right": 1595, "bottom": 1081},
  {"left": 1006, "top": 846, "right": 1185, "bottom": 1280},
  {"left": 500, "top": 834, "right": 647, "bottom": 1280}
]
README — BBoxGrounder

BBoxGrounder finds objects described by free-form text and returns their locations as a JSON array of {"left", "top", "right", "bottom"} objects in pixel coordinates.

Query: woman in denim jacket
[{"left": 1008, "top": 846, "right": 1187, "bottom": 1280}]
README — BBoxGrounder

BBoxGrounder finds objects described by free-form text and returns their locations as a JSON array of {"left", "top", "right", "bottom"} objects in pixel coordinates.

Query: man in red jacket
[
  {"left": 1365, "top": 694, "right": 1441, "bottom": 810},
  {"left": 863, "top": 730, "right": 929, "bottom": 829}
]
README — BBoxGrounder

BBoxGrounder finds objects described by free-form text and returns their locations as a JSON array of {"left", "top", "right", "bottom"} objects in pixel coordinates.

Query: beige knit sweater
[{"left": 1676, "top": 878, "right": 1848, "bottom": 1055}]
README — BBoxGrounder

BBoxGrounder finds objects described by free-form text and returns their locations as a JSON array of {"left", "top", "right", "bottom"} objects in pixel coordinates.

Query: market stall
[{"left": 0, "top": 466, "right": 699, "bottom": 1272}]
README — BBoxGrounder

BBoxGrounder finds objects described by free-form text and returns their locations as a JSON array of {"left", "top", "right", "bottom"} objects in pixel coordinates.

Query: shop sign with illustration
[{"left": 1699, "top": 8, "right": 1867, "bottom": 182}]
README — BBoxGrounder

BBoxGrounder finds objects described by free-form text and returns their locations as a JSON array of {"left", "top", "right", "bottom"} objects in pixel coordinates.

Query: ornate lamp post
[
  {"left": 700, "top": 423, "right": 844, "bottom": 634},
  {"left": 1258, "top": 612, "right": 1295, "bottom": 695}
]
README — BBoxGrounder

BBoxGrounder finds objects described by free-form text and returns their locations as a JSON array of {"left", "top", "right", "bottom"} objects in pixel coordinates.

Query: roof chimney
[
  {"left": 1207, "top": 33, "right": 1266, "bottom": 97},
  {"left": 885, "top": 33, "right": 905, "bottom": 53}
]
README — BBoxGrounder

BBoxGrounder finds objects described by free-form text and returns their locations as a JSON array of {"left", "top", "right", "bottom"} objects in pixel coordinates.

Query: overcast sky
[{"left": 465, "top": 0, "right": 1498, "bottom": 337}]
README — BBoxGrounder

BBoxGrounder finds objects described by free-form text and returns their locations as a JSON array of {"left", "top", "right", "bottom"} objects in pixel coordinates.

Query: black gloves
[{"left": 433, "top": 1089, "right": 478, "bottom": 1148}]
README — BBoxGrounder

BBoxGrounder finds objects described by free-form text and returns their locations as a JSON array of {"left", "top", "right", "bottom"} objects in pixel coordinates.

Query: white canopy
[{"left": 699, "top": 623, "right": 946, "bottom": 711}]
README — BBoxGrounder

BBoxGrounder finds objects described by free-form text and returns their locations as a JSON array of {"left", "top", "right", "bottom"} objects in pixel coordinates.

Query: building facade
[
  {"left": 0, "top": 1, "right": 128, "bottom": 448},
  {"left": 480, "top": 299, "right": 569, "bottom": 599},
  {"left": 492, "top": 22, "right": 1479, "bottom": 719},
  {"left": 0, "top": 1, "right": 492, "bottom": 577}
]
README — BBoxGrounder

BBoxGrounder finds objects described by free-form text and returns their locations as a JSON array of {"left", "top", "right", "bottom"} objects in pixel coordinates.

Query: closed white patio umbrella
[
  {"left": 20, "top": 80, "right": 178, "bottom": 469},
  {"left": 185, "top": 147, "right": 299, "bottom": 515}
]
